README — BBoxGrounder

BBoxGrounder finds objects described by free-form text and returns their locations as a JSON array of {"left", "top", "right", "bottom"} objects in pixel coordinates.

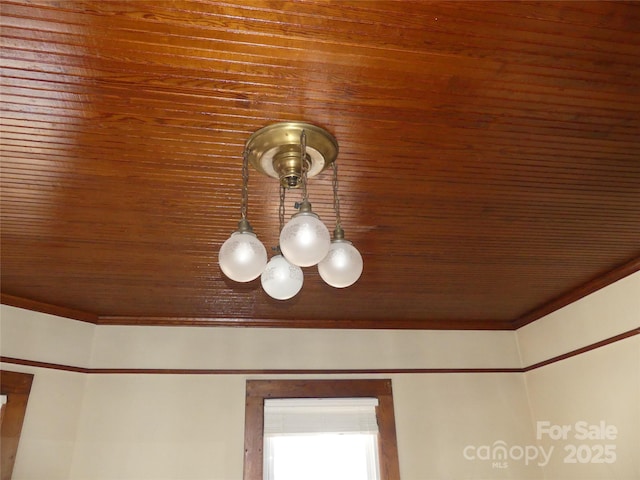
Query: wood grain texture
[{"left": 1, "top": 1, "right": 639, "bottom": 329}]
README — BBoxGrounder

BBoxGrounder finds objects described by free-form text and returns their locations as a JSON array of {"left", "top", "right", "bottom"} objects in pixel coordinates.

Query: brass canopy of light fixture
[{"left": 245, "top": 121, "right": 339, "bottom": 188}]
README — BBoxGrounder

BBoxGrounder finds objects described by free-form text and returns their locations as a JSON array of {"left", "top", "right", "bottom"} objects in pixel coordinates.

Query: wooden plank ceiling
[{"left": 1, "top": 1, "right": 639, "bottom": 329}]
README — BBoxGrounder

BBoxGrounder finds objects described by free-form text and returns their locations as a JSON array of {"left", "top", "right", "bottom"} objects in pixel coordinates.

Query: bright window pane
[{"left": 265, "top": 433, "right": 380, "bottom": 480}]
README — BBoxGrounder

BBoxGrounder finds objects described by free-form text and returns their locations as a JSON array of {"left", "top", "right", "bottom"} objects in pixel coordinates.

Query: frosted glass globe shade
[
  {"left": 318, "top": 240, "right": 363, "bottom": 288},
  {"left": 279, "top": 212, "right": 331, "bottom": 267},
  {"left": 261, "top": 255, "right": 304, "bottom": 300},
  {"left": 218, "top": 231, "right": 267, "bottom": 282}
]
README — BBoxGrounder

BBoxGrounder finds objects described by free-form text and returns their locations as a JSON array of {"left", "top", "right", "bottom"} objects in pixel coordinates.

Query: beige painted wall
[
  {"left": 516, "top": 270, "right": 639, "bottom": 366},
  {"left": 0, "top": 364, "right": 86, "bottom": 480},
  {"left": 0, "top": 270, "right": 637, "bottom": 479},
  {"left": 525, "top": 336, "right": 639, "bottom": 480},
  {"left": 65, "top": 372, "right": 541, "bottom": 480},
  {"left": 0, "top": 308, "right": 94, "bottom": 367},
  {"left": 517, "top": 271, "right": 640, "bottom": 480},
  {"left": 68, "top": 373, "right": 247, "bottom": 480},
  {"left": 0, "top": 309, "right": 93, "bottom": 480}
]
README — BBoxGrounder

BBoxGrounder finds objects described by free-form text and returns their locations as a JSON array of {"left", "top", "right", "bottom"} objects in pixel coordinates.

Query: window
[
  {"left": 243, "top": 379, "right": 400, "bottom": 480},
  {"left": 264, "top": 397, "right": 380, "bottom": 480}
]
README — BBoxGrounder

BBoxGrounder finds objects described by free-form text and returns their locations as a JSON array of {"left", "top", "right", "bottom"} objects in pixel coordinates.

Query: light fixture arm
[
  {"left": 299, "top": 130, "right": 309, "bottom": 202},
  {"left": 241, "top": 147, "right": 249, "bottom": 220},
  {"left": 271, "top": 184, "right": 287, "bottom": 255},
  {"left": 330, "top": 161, "right": 345, "bottom": 240},
  {"left": 279, "top": 184, "right": 286, "bottom": 233},
  {"left": 261, "top": 183, "right": 304, "bottom": 300},
  {"left": 236, "top": 147, "right": 255, "bottom": 234},
  {"left": 217, "top": 146, "right": 267, "bottom": 283},
  {"left": 318, "top": 157, "right": 363, "bottom": 288}
]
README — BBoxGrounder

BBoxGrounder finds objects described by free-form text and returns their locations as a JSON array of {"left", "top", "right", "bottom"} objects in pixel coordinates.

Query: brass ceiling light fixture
[{"left": 218, "top": 121, "right": 363, "bottom": 300}]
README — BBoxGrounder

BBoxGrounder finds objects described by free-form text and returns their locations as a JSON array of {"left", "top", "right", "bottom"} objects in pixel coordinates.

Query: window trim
[
  {"left": 1, "top": 370, "right": 34, "bottom": 480},
  {"left": 243, "top": 379, "right": 400, "bottom": 480}
]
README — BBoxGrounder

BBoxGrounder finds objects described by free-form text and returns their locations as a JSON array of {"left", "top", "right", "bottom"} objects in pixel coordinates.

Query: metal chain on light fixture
[
  {"left": 331, "top": 160, "right": 344, "bottom": 238},
  {"left": 317, "top": 151, "right": 363, "bottom": 288},
  {"left": 234, "top": 146, "right": 255, "bottom": 234},
  {"left": 299, "top": 130, "right": 309, "bottom": 203},
  {"left": 260, "top": 177, "right": 304, "bottom": 300},
  {"left": 276, "top": 128, "right": 331, "bottom": 267},
  {"left": 279, "top": 184, "right": 286, "bottom": 234},
  {"left": 240, "top": 147, "right": 250, "bottom": 221},
  {"left": 217, "top": 144, "right": 268, "bottom": 283}
]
